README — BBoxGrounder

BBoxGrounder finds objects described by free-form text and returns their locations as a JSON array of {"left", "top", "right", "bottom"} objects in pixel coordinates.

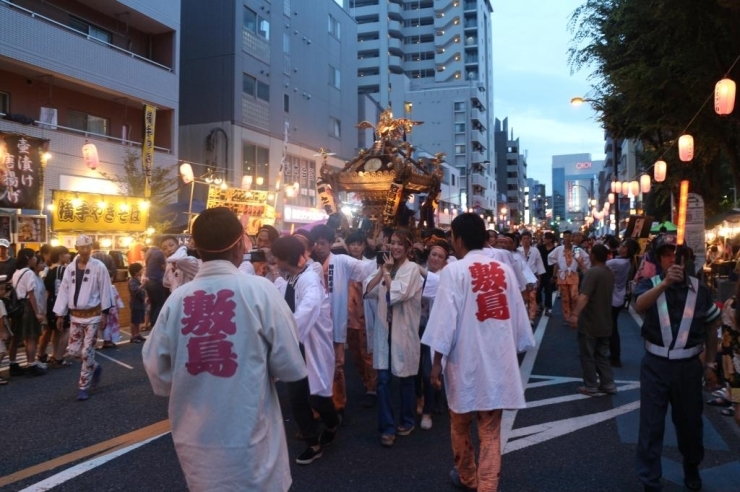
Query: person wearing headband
[
  {"left": 53, "top": 235, "right": 113, "bottom": 400},
  {"left": 143, "top": 207, "right": 307, "bottom": 492}
]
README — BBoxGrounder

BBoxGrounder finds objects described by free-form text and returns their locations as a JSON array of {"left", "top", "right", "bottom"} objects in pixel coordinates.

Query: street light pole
[{"left": 612, "top": 137, "right": 620, "bottom": 238}]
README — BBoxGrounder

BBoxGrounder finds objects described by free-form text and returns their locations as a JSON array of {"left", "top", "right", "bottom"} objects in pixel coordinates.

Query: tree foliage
[
  {"left": 568, "top": 0, "right": 740, "bottom": 216},
  {"left": 98, "top": 149, "right": 177, "bottom": 232}
]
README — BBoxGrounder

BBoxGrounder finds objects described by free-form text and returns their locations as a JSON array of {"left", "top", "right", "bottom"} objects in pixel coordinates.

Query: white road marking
[
  {"left": 94, "top": 351, "right": 134, "bottom": 370},
  {"left": 524, "top": 382, "right": 641, "bottom": 409},
  {"left": 527, "top": 375, "right": 637, "bottom": 388},
  {"left": 505, "top": 401, "right": 642, "bottom": 452},
  {"left": 18, "top": 433, "right": 169, "bottom": 492}
]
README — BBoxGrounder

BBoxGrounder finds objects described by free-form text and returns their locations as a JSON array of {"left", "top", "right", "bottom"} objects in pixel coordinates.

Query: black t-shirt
[
  {"left": 538, "top": 244, "right": 556, "bottom": 277},
  {"left": 0, "top": 257, "right": 17, "bottom": 281}
]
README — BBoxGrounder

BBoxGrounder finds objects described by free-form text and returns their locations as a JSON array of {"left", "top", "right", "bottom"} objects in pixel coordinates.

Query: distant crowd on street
[{"left": 3, "top": 211, "right": 740, "bottom": 492}]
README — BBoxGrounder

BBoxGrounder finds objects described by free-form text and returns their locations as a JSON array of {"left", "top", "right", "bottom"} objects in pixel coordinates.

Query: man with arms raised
[
  {"left": 423, "top": 213, "right": 535, "bottom": 492},
  {"left": 142, "top": 207, "right": 307, "bottom": 492}
]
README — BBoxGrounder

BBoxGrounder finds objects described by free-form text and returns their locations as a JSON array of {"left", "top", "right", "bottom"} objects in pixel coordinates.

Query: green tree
[
  {"left": 568, "top": 0, "right": 740, "bottom": 217},
  {"left": 98, "top": 149, "right": 177, "bottom": 232}
]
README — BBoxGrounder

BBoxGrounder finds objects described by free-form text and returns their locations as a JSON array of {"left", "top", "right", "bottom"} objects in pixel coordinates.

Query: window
[
  {"left": 68, "top": 16, "right": 111, "bottom": 44},
  {"left": 330, "top": 117, "right": 341, "bottom": 138},
  {"left": 67, "top": 110, "right": 109, "bottom": 135},
  {"left": 454, "top": 102, "right": 466, "bottom": 111},
  {"left": 329, "top": 66, "right": 340, "bottom": 89},
  {"left": 243, "top": 73, "right": 269, "bottom": 102},
  {"left": 329, "top": 15, "right": 341, "bottom": 39},
  {"left": 0, "top": 92, "right": 8, "bottom": 114},
  {"left": 451, "top": 174, "right": 456, "bottom": 186},
  {"left": 454, "top": 123, "right": 465, "bottom": 132},
  {"left": 284, "top": 94, "right": 290, "bottom": 113},
  {"left": 243, "top": 142, "right": 270, "bottom": 188},
  {"left": 454, "top": 144, "right": 466, "bottom": 154},
  {"left": 283, "top": 33, "right": 290, "bottom": 54},
  {"left": 244, "top": 7, "right": 269, "bottom": 40}
]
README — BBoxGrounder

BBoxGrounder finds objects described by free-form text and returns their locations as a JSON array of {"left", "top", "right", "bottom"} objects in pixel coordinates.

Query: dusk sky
[{"left": 492, "top": 0, "right": 604, "bottom": 191}]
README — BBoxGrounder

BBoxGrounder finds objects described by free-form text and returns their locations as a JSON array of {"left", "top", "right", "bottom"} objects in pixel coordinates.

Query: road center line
[
  {"left": 95, "top": 350, "right": 134, "bottom": 369},
  {"left": 0, "top": 420, "right": 170, "bottom": 488}
]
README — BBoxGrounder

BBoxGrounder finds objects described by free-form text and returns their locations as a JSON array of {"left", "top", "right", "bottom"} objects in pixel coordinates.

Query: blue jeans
[{"left": 377, "top": 369, "right": 415, "bottom": 436}]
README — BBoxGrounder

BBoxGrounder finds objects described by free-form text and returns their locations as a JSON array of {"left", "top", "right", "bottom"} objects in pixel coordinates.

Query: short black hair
[
  {"left": 345, "top": 230, "right": 367, "bottom": 245},
  {"left": 128, "top": 263, "right": 143, "bottom": 276},
  {"left": 562, "top": 230, "right": 572, "bottom": 235},
  {"left": 16, "top": 247, "right": 35, "bottom": 269},
  {"left": 520, "top": 230, "right": 532, "bottom": 238},
  {"left": 591, "top": 243, "right": 609, "bottom": 263},
  {"left": 271, "top": 236, "right": 305, "bottom": 267},
  {"left": 39, "top": 244, "right": 51, "bottom": 256},
  {"left": 49, "top": 245, "right": 69, "bottom": 264},
  {"left": 451, "top": 213, "right": 486, "bottom": 251},
  {"left": 160, "top": 235, "right": 178, "bottom": 246},
  {"left": 544, "top": 232, "right": 555, "bottom": 240},
  {"left": 311, "top": 224, "right": 336, "bottom": 244},
  {"left": 293, "top": 228, "right": 314, "bottom": 249}
]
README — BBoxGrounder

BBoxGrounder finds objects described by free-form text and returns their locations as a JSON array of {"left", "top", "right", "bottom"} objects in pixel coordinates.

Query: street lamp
[
  {"left": 467, "top": 159, "right": 491, "bottom": 212},
  {"left": 180, "top": 164, "right": 227, "bottom": 233}
]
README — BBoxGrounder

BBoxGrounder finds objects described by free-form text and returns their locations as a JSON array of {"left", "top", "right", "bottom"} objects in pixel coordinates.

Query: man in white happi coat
[
  {"left": 481, "top": 239, "right": 528, "bottom": 292},
  {"left": 517, "top": 230, "right": 546, "bottom": 325},
  {"left": 311, "top": 224, "right": 375, "bottom": 417},
  {"left": 423, "top": 213, "right": 535, "bottom": 492},
  {"left": 142, "top": 208, "right": 307, "bottom": 492},
  {"left": 160, "top": 235, "right": 200, "bottom": 292},
  {"left": 53, "top": 235, "right": 113, "bottom": 401}
]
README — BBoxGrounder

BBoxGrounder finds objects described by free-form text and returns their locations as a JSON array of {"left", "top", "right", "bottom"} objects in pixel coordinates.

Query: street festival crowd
[{"left": 1, "top": 208, "right": 740, "bottom": 491}]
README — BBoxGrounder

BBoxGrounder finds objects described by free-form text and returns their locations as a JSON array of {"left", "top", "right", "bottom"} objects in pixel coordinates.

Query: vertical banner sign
[
  {"left": 685, "top": 192, "right": 706, "bottom": 269},
  {"left": 142, "top": 105, "right": 157, "bottom": 199},
  {"left": 279, "top": 121, "right": 289, "bottom": 189},
  {"left": 284, "top": 155, "right": 292, "bottom": 183},
  {"left": 0, "top": 134, "right": 43, "bottom": 209},
  {"left": 300, "top": 158, "right": 308, "bottom": 196}
]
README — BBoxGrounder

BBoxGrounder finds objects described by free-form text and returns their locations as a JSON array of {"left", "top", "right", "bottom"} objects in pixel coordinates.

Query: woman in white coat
[
  {"left": 272, "top": 236, "right": 340, "bottom": 465},
  {"left": 364, "top": 229, "right": 423, "bottom": 447}
]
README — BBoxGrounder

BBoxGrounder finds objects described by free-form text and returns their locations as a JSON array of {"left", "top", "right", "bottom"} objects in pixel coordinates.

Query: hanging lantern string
[{"left": 618, "top": 51, "right": 740, "bottom": 183}]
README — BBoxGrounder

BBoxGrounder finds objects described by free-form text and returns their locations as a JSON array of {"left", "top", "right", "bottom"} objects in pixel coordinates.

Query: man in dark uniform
[{"left": 634, "top": 233, "right": 720, "bottom": 492}]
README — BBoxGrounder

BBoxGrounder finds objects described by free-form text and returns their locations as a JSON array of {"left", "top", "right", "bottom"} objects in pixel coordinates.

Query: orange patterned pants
[{"left": 449, "top": 409, "right": 503, "bottom": 492}]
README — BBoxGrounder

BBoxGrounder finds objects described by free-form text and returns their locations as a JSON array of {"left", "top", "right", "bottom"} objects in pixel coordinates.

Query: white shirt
[
  {"left": 12, "top": 268, "right": 36, "bottom": 299},
  {"left": 142, "top": 260, "right": 307, "bottom": 492},
  {"left": 163, "top": 246, "right": 201, "bottom": 292},
  {"left": 276, "top": 267, "right": 335, "bottom": 397},
  {"left": 422, "top": 250, "right": 535, "bottom": 413},
  {"left": 518, "top": 245, "right": 546, "bottom": 277},
  {"left": 364, "top": 260, "right": 423, "bottom": 377},
  {"left": 481, "top": 247, "right": 528, "bottom": 291},
  {"left": 53, "top": 256, "right": 112, "bottom": 324},
  {"left": 324, "top": 253, "right": 375, "bottom": 343}
]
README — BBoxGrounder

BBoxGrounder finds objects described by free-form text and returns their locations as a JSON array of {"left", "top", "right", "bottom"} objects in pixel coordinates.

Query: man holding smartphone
[{"left": 634, "top": 233, "right": 721, "bottom": 492}]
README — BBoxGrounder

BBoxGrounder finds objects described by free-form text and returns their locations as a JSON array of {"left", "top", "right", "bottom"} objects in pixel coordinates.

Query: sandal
[
  {"left": 706, "top": 396, "right": 732, "bottom": 407},
  {"left": 721, "top": 407, "right": 735, "bottom": 416},
  {"left": 0, "top": 376, "right": 7, "bottom": 385}
]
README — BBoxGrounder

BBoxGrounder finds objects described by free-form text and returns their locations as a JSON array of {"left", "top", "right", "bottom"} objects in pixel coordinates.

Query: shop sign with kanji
[
  {"left": 51, "top": 190, "right": 149, "bottom": 232},
  {"left": 206, "top": 186, "right": 275, "bottom": 219},
  {"left": 0, "top": 133, "right": 44, "bottom": 209}
]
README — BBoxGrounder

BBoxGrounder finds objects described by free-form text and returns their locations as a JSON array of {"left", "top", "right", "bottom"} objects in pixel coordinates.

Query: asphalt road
[{"left": 1, "top": 300, "right": 739, "bottom": 492}]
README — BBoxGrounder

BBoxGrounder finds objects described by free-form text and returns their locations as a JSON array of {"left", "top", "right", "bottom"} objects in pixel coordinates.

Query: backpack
[{"left": 4, "top": 269, "right": 30, "bottom": 320}]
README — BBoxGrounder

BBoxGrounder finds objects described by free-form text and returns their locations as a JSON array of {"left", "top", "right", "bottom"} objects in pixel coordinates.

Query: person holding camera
[
  {"left": 634, "top": 233, "right": 721, "bottom": 492},
  {"left": 364, "top": 229, "right": 423, "bottom": 447}
]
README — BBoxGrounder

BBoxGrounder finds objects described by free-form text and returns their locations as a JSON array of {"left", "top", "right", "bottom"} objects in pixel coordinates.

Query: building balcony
[
  {"left": 358, "top": 56, "right": 380, "bottom": 70},
  {"left": 470, "top": 172, "right": 487, "bottom": 189},
  {"left": 387, "top": 1, "right": 403, "bottom": 20},
  {"left": 388, "top": 19, "right": 402, "bottom": 37},
  {"left": 388, "top": 37, "right": 403, "bottom": 55},
  {"left": 470, "top": 151, "right": 485, "bottom": 163},
  {"left": 0, "top": 1, "right": 176, "bottom": 107},
  {"left": 387, "top": 55, "right": 402, "bottom": 73},
  {"left": 470, "top": 127, "right": 485, "bottom": 146},
  {"left": 357, "top": 38, "right": 380, "bottom": 51}
]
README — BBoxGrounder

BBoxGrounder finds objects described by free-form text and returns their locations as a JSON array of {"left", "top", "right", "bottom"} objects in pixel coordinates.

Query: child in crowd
[
  {"left": 128, "top": 263, "right": 146, "bottom": 343},
  {"left": 100, "top": 273, "right": 124, "bottom": 347}
]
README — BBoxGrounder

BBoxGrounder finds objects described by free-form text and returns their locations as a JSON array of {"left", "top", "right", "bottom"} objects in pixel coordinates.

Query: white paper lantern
[
  {"left": 241, "top": 175, "right": 253, "bottom": 190},
  {"left": 608, "top": 192, "right": 615, "bottom": 204},
  {"left": 603, "top": 201, "right": 610, "bottom": 212},
  {"left": 180, "top": 163, "right": 194, "bottom": 184},
  {"left": 678, "top": 134, "right": 694, "bottom": 162},
  {"left": 82, "top": 142, "right": 99, "bottom": 170},
  {"left": 640, "top": 174, "right": 651, "bottom": 193},
  {"left": 615, "top": 181, "right": 623, "bottom": 194},
  {"left": 715, "top": 78, "right": 736, "bottom": 116},
  {"left": 610, "top": 181, "right": 617, "bottom": 193},
  {"left": 629, "top": 180, "right": 639, "bottom": 196},
  {"left": 654, "top": 160, "right": 667, "bottom": 182}
]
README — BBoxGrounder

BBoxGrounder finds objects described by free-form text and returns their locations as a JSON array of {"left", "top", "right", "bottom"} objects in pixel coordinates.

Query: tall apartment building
[
  {"left": 552, "top": 153, "right": 599, "bottom": 229},
  {"left": 180, "top": 0, "right": 358, "bottom": 228},
  {"left": 349, "top": 0, "right": 496, "bottom": 213},
  {"left": 526, "top": 177, "right": 546, "bottom": 228},
  {"left": 493, "top": 117, "right": 527, "bottom": 224},
  {"left": 0, "top": 0, "right": 179, "bottom": 232}
]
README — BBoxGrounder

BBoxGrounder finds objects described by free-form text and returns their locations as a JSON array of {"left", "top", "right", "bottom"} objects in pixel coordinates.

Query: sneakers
[
  {"left": 396, "top": 424, "right": 415, "bottom": 436},
  {"left": 380, "top": 434, "right": 395, "bottom": 447},
  {"left": 577, "top": 386, "right": 605, "bottom": 397},
  {"left": 598, "top": 386, "right": 618, "bottom": 395},
  {"left": 9, "top": 363, "right": 25, "bottom": 377},
  {"left": 77, "top": 389, "right": 90, "bottom": 401},
  {"left": 295, "top": 446, "right": 323, "bottom": 465},
  {"left": 421, "top": 414, "right": 433, "bottom": 430},
  {"left": 361, "top": 392, "right": 377, "bottom": 408},
  {"left": 449, "top": 468, "right": 477, "bottom": 491},
  {"left": 91, "top": 364, "right": 102, "bottom": 389}
]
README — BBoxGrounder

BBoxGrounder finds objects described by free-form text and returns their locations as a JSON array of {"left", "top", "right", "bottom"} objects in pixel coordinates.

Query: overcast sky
[{"left": 492, "top": 0, "right": 604, "bottom": 191}]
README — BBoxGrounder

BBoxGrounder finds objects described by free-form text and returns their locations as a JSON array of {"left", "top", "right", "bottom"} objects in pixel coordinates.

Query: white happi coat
[
  {"left": 364, "top": 260, "right": 423, "bottom": 377},
  {"left": 325, "top": 253, "right": 375, "bottom": 343},
  {"left": 53, "top": 256, "right": 112, "bottom": 324},
  {"left": 163, "top": 246, "right": 200, "bottom": 292},
  {"left": 518, "top": 245, "right": 546, "bottom": 277},
  {"left": 422, "top": 250, "right": 535, "bottom": 412},
  {"left": 276, "top": 268, "right": 335, "bottom": 397},
  {"left": 512, "top": 249, "right": 538, "bottom": 285},
  {"left": 142, "top": 260, "right": 307, "bottom": 492}
]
